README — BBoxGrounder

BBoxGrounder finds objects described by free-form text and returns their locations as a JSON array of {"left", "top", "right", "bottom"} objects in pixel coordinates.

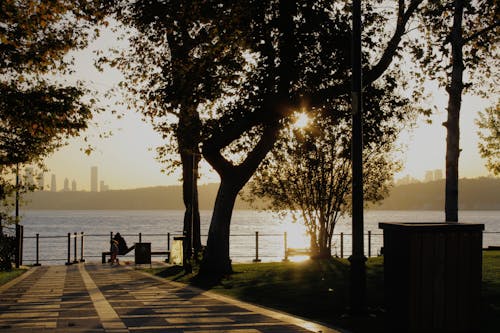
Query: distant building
[
  {"left": 91, "top": 166, "right": 98, "bottom": 192},
  {"left": 63, "top": 178, "right": 70, "bottom": 192},
  {"left": 424, "top": 170, "right": 434, "bottom": 183},
  {"left": 396, "top": 175, "right": 419, "bottom": 186},
  {"left": 50, "top": 174, "right": 57, "bottom": 192},
  {"left": 434, "top": 169, "right": 443, "bottom": 180},
  {"left": 71, "top": 180, "right": 77, "bottom": 191},
  {"left": 99, "top": 180, "right": 109, "bottom": 192}
]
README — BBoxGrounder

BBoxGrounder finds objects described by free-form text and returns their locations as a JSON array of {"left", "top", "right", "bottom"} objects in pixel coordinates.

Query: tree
[
  {"left": 102, "top": 1, "right": 249, "bottom": 268},
  {"left": 415, "top": 0, "right": 499, "bottom": 221},
  {"left": 103, "top": 0, "right": 424, "bottom": 279},
  {"left": 0, "top": 0, "right": 107, "bottom": 221},
  {"left": 248, "top": 110, "right": 401, "bottom": 258},
  {"left": 476, "top": 102, "right": 500, "bottom": 176}
]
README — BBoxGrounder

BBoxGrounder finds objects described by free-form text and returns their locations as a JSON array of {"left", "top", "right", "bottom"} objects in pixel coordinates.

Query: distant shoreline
[{"left": 22, "top": 178, "right": 500, "bottom": 211}]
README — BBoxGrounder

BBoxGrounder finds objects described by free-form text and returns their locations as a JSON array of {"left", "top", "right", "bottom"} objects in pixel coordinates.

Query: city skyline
[{"left": 37, "top": 166, "right": 110, "bottom": 192}]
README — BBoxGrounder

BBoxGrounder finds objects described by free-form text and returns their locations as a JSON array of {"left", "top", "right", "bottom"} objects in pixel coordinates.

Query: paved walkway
[{"left": 0, "top": 263, "right": 345, "bottom": 333}]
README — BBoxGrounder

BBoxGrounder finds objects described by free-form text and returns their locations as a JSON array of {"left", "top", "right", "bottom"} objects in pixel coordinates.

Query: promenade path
[{"left": 0, "top": 263, "right": 344, "bottom": 333}]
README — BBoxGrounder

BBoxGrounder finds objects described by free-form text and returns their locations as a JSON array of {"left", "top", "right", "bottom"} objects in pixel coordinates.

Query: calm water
[{"left": 12, "top": 210, "right": 500, "bottom": 265}]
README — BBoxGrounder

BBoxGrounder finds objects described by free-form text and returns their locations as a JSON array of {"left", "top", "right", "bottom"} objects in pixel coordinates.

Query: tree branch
[
  {"left": 309, "top": 0, "right": 423, "bottom": 107},
  {"left": 463, "top": 20, "right": 500, "bottom": 45}
]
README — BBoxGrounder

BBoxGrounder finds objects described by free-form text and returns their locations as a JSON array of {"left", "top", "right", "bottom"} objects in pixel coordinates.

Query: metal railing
[{"left": 18, "top": 230, "right": 500, "bottom": 266}]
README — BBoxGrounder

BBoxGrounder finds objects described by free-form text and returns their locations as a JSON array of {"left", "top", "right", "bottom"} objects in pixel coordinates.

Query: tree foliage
[
  {"left": 102, "top": 0, "right": 425, "bottom": 278},
  {"left": 248, "top": 104, "right": 402, "bottom": 258},
  {"left": 413, "top": 0, "right": 499, "bottom": 221},
  {"left": 0, "top": 0, "right": 107, "bottom": 215},
  {"left": 476, "top": 102, "right": 500, "bottom": 176}
]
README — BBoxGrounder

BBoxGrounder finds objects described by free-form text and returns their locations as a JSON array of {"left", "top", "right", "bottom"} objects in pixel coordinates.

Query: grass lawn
[
  {"left": 0, "top": 268, "right": 26, "bottom": 287},
  {"left": 143, "top": 251, "right": 500, "bottom": 333}
]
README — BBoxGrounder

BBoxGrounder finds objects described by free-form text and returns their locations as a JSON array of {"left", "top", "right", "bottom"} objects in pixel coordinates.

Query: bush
[{"left": 0, "top": 233, "right": 16, "bottom": 271}]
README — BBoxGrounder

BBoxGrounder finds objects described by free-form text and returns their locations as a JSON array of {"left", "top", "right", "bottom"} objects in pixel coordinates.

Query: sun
[{"left": 293, "top": 112, "right": 310, "bottom": 129}]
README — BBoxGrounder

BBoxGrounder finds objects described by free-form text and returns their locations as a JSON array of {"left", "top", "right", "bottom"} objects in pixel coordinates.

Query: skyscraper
[
  {"left": 424, "top": 170, "right": 434, "bottom": 183},
  {"left": 63, "top": 178, "right": 70, "bottom": 191},
  {"left": 71, "top": 180, "right": 77, "bottom": 191},
  {"left": 434, "top": 169, "right": 443, "bottom": 181},
  {"left": 50, "top": 174, "right": 56, "bottom": 192},
  {"left": 91, "top": 166, "right": 98, "bottom": 192}
]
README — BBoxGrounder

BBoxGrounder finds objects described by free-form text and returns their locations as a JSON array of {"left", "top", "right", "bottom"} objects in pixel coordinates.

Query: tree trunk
[
  {"left": 199, "top": 180, "right": 239, "bottom": 278},
  {"left": 181, "top": 150, "right": 202, "bottom": 263},
  {"left": 445, "top": 0, "right": 464, "bottom": 223}
]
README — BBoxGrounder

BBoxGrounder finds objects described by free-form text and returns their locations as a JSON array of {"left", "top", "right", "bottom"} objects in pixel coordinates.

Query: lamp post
[
  {"left": 191, "top": 152, "right": 196, "bottom": 263},
  {"left": 349, "top": 0, "right": 367, "bottom": 314},
  {"left": 15, "top": 164, "right": 19, "bottom": 222}
]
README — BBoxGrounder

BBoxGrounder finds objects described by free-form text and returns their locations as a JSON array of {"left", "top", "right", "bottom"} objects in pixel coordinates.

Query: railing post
[
  {"left": 283, "top": 232, "right": 289, "bottom": 262},
  {"left": 368, "top": 230, "right": 372, "bottom": 258},
  {"left": 80, "top": 232, "right": 85, "bottom": 262},
  {"left": 73, "top": 232, "right": 79, "bottom": 263},
  {"left": 139, "top": 232, "right": 142, "bottom": 243},
  {"left": 340, "top": 232, "right": 344, "bottom": 259},
  {"left": 167, "top": 232, "right": 170, "bottom": 251},
  {"left": 34, "top": 233, "right": 41, "bottom": 266},
  {"left": 65, "top": 233, "right": 72, "bottom": 265},
  {"left": 252, "top": 231, "right": 261, "bottom": 262}
]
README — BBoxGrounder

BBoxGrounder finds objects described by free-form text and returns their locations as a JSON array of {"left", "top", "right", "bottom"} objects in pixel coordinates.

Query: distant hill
[
  {"left": 23, "top": 177, "right": 499, "bottom": 210},
  {"left": 371, "top": 177, "right": 500, "bottom": 210},
  {"left": 23, "top": 183, "right": 257, "bottom": 210}
]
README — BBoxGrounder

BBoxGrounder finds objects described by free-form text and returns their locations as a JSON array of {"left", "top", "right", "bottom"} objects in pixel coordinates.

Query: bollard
[
  {"left": 80, "top": 232, "right": 85, "bottom": 262},
  {"left": 368, "top": 230, "right": 372, "bottom": 258},
  {"left": 340, "top": 232, "right": 344, "bottom": 259},
  {"left": 283, "top": 232, "right": 289, "bottom": 262},
  {"left": 253, "top": 231, "right": 261, "bottom": 262},
  {"left": 65, "top": 233, "right": 72, "bottom": 265},
  {"left": 139, "top": 232, "right": 142, "bottom": 243},
  {"left": 34, "top": 233, "right": 41, "bottom": 266}
]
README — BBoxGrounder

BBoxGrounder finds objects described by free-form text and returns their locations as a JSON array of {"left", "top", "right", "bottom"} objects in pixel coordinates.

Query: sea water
[{"left": 12, "top": 210, "right": 500, "bottom": 265}]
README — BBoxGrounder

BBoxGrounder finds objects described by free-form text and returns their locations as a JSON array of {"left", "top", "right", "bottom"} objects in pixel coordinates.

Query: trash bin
[
  {"left": 170, "top": 236, "right": 184, "bottom": 265},
  {"left": 379, "top": 222, "right": 484, "bottom": 333},
  {"left": 134, "top": 242, "right": 151, "bottom": 265}
]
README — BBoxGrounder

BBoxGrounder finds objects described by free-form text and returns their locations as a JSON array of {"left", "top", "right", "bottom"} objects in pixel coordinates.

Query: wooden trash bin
[
  {"left": 379, "top": 222, "right": 484, "bottom": 333},
  {"left": 134, "top": 242, "right": 151, "bottom": 266}
]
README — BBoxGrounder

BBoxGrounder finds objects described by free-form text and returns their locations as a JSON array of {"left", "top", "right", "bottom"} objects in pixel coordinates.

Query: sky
[{"left": 40, "top": 25, "right": 496, "bottom": 192}]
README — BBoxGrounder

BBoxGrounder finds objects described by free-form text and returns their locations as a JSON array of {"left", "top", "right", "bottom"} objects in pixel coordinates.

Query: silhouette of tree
[
  {"left": 0, "top": 0, "right": 107, "bottom": 221},
  {"left": 476, "top": 102, "right": 500, "bottom": 176},
  {"left": 103, "top": 0, "right": 424, "bottom": 279},
  {"left": 198, "top": 0, "right": 424, "bottom": 278},
  {"left": 102, "top": 1, "right": 250, "bottom": 267},
  {"left": 414, "top": 0, "right": 499, "bottom": 221},
  {"left": 247, "top": 110, "right": 401, "bottom": 258}
]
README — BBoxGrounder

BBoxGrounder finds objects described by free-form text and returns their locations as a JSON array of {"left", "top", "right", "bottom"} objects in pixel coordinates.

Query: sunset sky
[{"left": 41, "top": 26, "right": 495, "bottom": 191}]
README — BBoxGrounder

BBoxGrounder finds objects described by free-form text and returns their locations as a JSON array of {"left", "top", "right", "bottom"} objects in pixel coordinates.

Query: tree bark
[
  {"left": 199, "top": 124, "right": 280, "bottom": 279},
  {"left": 199, "top": 180, "right": 238, "bottom": 277},
  {"left": 177, "top": 104, "right": 202, "bottom": 267},
  {"left": 445, "top": 0, "right": 464, "bottom": 223},
  {"left": 181, "top": 150, "right": 201, "bottom": 261}
]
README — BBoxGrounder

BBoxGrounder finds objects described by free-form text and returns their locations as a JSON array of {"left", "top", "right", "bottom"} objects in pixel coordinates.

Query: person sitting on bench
[{"left": 114, "top": 232, "right": 129, "bottom": 255}]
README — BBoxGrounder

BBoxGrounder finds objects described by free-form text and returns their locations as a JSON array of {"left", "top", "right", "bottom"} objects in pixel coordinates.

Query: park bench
[
  {"left": 101, "top": 245, "right": 170, "bottom": 264},
  {"left": 284, "top": 247, "right": 311, "bottom": 261}
]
